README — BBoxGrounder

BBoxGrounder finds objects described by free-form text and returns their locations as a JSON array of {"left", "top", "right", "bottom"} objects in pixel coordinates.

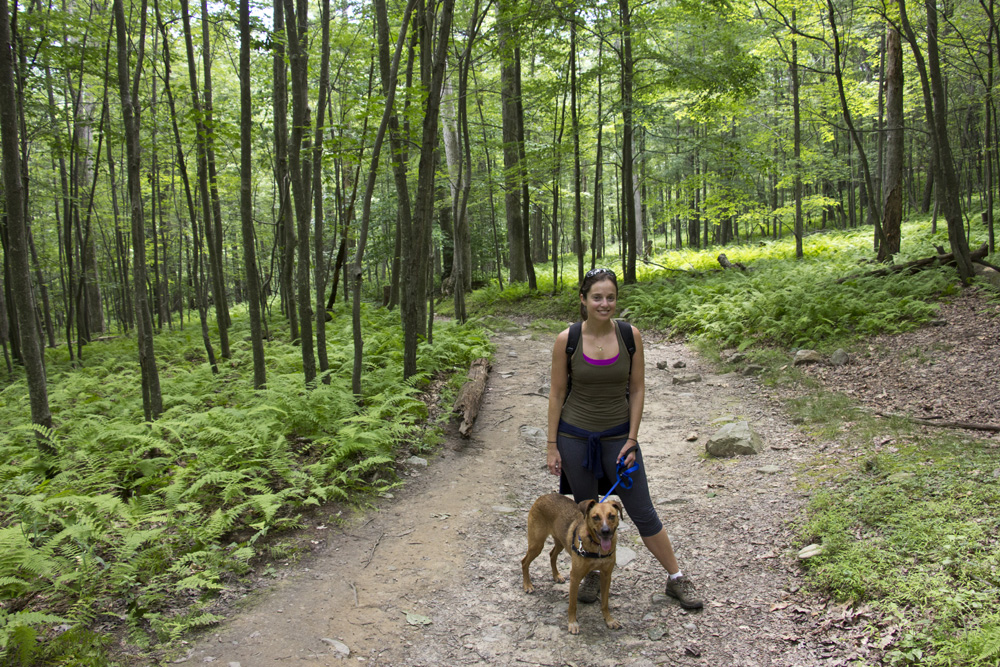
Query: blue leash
[{"left": 600, "top": 450, "right": 640, "bottom": 503}]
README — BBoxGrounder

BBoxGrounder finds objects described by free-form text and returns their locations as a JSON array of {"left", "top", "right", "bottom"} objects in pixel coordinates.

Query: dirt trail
[{"left": 177, "top": 328, "right": 854, "bottom": 666}]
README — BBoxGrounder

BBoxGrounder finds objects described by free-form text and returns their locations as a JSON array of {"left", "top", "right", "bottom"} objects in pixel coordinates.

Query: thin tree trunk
[
  {"left": 570, "top": 14, "right": 583, "bottom": 284},
  {"left": 113, "top": 0, "right": 162, "bottom": 420},
  {"left": 879, "top": 17, "right": 903, "bottom": 262},
  {"left": 240, "top": 0, "right": 266, "bottom": 388},
  {"left": 154, "top": 0, "right": 217, "bottom": 373},
  {"left": 360, "top": 0, "right": 417, "bottom": 394},
  {"left": 498, "top": 0, "right": 525, "bottom": 283},
  {"left": 619, "top": 0, "right": 636, "bottom": 283},
  {"left": 0, "top": 0, "right": 52, "bottom": 444},
  {"left": 792, "top": 10, "right": 803, "bottom": 259},
  {"left": 180, "top": 0, "right": 230, "bottom": 358},
  {"left": 312, "top": 0, "right": 332, "bottom": 380}
]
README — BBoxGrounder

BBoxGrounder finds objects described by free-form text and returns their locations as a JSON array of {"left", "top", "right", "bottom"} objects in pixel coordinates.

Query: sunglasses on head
[{"left": 585, "top": 267, "right": 616, "bottom": 280}]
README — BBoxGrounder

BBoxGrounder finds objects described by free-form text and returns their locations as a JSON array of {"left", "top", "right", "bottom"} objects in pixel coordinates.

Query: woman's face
[{"left": 581, "top": 277, "right": 617, "bottom": 321}]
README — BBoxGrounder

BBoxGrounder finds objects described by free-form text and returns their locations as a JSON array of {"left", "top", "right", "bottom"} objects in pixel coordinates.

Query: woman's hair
[{"left": 578, "top": 267, "right": 618, "bottom": 321}]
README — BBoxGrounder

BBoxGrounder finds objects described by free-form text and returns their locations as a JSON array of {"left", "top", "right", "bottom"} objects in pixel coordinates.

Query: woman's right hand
[{"left": 547, "top": 448, "right": 562, "bottom": 476}]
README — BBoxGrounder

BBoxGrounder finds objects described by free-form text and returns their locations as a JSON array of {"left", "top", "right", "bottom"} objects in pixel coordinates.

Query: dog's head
[{"left": 578, "top": 499, "right": 623, "bottom": 554}]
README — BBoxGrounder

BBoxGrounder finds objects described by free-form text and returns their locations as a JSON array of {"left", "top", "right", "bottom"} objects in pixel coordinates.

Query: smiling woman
[{"left": 544, "top": 268, "right": 703, "bottom": 610}]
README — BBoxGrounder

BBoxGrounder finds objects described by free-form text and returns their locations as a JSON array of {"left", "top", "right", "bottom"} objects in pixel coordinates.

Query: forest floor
[{"left": 159, "top": 287, "right": 1000, "bottom": 667}]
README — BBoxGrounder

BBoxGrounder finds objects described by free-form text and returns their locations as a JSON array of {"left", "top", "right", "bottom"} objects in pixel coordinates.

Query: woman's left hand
[{"left": 618, "top": 441, "right": 637, "bottom": 467}]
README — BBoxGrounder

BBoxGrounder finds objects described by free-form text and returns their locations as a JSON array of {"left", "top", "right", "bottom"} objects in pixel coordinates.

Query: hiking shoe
[
  {"left": 578, "top": 572, "right": 600, "bottom": 604},
  {"left": 665, "top": 574, "right": 703, "bottom": 610}
]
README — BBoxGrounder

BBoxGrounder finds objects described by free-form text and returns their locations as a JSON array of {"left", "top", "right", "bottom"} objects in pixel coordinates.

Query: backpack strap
[
  {"left": 616, "top": 320, "right": 636, "bottom": 360},
  {"left": 565, "top": 321, "right": 583, "bottom": 397}
]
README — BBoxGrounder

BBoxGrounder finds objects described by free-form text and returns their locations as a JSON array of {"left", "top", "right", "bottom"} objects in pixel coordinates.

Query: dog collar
[{"left": 573, "top": 535, "right": 609, "bottom": 559}]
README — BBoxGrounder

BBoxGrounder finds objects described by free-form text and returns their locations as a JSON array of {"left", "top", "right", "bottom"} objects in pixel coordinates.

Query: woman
[{"left": 546, "top": 267, "right": 702, "bottom": 609}]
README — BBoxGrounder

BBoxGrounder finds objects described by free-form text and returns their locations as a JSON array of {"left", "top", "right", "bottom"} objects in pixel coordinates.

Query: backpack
[{"left": 565, "top": 319, "right": 636, "bottom": 398}]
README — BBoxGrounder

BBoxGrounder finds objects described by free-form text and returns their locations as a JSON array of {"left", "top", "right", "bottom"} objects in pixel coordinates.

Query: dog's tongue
[{"left": 601, "top": 537, "right": 612, "bottom": 553}]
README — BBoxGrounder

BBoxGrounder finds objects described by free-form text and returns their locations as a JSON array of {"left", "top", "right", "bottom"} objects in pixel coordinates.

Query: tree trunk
[
  {"left": 239, "top": 0, "right": 266, "bottom": 389},
  {"left": 879, "top": 18, "right": 903, "bottom": 262},
  {"left": 898, "top": 0, "right": 973, "bottom": 280},
  {"left": 570, "top": 14, "right": 583, "bottom": 284},
  {"left": 360, "top": 0, "right": 417, "bottom": 394},
  {"left": 0, "top": 0, "right": 52, "bottom": 444},
  {"left": 498, "top": 0, "right": 525, "bottom": 283},
  {"left": 113, "top": 0, "right": 162, "bottom": 420},
  {"left": 791, "top": 10, "right": 803, "bottom": 259},
  {"left": 312, "top": 0, "right": 332, "bottom": 381},
  {"left": 154, "top": 0, "right": 217, "bottom": 373},
  {"left": 282, "top": 0, "right": 316, "bottom": 385},
  {"left": 619, "top": 0, "right": 637, "bottom": 283},
  {"left": 273, "top": 0, "right": 296, "bottom": 339},
  {"left": 180, "top": 0, "right": 229, "bottom": 358}
]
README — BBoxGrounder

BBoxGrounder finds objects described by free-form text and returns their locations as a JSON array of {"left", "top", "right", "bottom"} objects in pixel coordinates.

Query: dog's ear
[
  {"left": 577, "top": 499, "right": 597, "bottom": 515},
  {"left": 612, "top": 500, "right": 625, "bottom": 520}
]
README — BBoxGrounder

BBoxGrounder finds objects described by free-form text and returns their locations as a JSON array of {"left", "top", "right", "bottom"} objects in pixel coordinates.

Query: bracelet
[
  {"left": 627, "top": 438, "right": 637, "bottom": 443},
  {"left": 547, "top": 440, "right": 557, "bottom": 444}
]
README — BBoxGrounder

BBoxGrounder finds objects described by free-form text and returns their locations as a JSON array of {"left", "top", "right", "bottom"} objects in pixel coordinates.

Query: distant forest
[{"left": 0, "top": 0, "right": 996, "bottom": 419}]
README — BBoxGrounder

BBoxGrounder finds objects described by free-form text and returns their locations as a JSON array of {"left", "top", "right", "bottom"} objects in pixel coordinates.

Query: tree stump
[{"left": 453, "top": 357, "right": 491, "bottom": 438}]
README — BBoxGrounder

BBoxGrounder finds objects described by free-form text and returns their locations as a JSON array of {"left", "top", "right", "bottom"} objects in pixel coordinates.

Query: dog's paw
[
  {"left": 605, "top": 617, "right": 622, "bottom": 630},
  {"left": 553, "top": 573, "right": 566, "bottom": 584},
  {"left": 523, "top": 582, "right": 535, "bottom": 594},
  {"left": 567, "top": 621, "right": 580, "bottom": 635}
]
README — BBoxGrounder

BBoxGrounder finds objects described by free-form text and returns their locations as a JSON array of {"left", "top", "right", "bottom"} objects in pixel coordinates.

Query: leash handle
[{"left": 600, "top": 446, "right": 640, "bottom": 503}]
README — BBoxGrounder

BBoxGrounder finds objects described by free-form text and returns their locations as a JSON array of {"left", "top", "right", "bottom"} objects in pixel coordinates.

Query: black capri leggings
[{"left": 557, "top": 433, "right": 664, "bottom": 537}]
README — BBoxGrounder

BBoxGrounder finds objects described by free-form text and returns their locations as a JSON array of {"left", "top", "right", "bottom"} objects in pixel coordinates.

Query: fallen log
[
  {"left": 875, "top": 411, "right": 1000, "bottom": 433},
  {"left": 717, "top": 253, "right": 748, "bottom": 271},
  {"left": 452, "top": 357, "right": 491, "bottom": 438},
  {"left": 836, "top": 243, "right": 989, "bottom": 283}
]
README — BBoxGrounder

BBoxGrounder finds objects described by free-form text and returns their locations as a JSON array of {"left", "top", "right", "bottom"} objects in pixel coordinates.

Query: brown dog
[{"left": 521, "top": 493, "right": 624, "bottom": 634}]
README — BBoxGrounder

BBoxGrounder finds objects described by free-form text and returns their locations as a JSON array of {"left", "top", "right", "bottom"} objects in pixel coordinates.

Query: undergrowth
[
  {"left": 0, "top": 304, "right": 490, "bottom": 665},
  {"left": 788, "top": 395, "right": 1000, "bottom": 666}
]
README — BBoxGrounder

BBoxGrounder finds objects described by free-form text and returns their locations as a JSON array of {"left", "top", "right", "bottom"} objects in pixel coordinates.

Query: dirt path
[{"left": 177, "top": 328, "right": 855, "bottom": 666}]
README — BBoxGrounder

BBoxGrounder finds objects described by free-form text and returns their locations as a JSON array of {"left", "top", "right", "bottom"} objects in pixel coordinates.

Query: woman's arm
[
  {"left": 620, "top": 326, "right": 645, "bottom": 466},
  {"left": 547, "top": 329, "right": 570, "bottom": 475}
]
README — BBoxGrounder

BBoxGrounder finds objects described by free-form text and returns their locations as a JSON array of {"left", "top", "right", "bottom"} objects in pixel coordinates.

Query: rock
[
  {"left": 672, "top": 374, "right": 703, "bottom": 385},
  {"left": 519, "top": 425, "right": 547, "bottom": 448},
  {"left": 651, "top": 592, "right": 670, "bottom": 604},
  {"left": 830, "top": 349, "right": 850, "bottom": 366},
  {"left": 685, "top": 432, "right": 699, "bottom": 442},
  {"left": 742, "top": 364, "right": 764, "bottom": 375},
  {"left": 228, "top": 663, "right": 241, "bottom": 667},
  {"left": 405, "top": 456, "right": 428, "bottom": 467},
  {"left": 321, "top": 638, "right": 350, "bottom": 658},
  {"left": 726, "top": 352, "right": 747, "bottom": 364},
  {"left": 756, "top": 465, "right": 782, "bottom": 474},
  {"left": 616, "top": 546, "right": 638, "bottom": 568},
  {"left": 647, "top": 626, "right": 668, "bottom": 640},
  {"left": 507, "top": 350, "right": 518, "bottom": 358},
  {"left": 685, "top": 645, "right": 702, "bottom": 657},
  {"left": 706, "top": 421, "right": 763, "bottom": 457},
  {"left": 793, "top": 349, "right": 823, "bottom": 365},
  {"left": 492, "top": 505, "right": 518, "bottom": 514},
  {"left": 656, "top": 360, "right": 669, "bottom": 370},
  {"left": 973, "top": 264, "right": 1000, "bottom": 289},
  {"left": 672, "top": 360, "right": 687, "bottom": 368},
  {"left": 798, "top": 543, "right": 824, "bottom": 559}
]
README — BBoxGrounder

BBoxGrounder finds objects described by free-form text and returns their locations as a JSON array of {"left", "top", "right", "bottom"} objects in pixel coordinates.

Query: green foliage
[
  {"left": 790, "top": 394, "right": 1000, "bottom": 666},
  {"left": 0, "top": 306, "right": 491, "bottom": 662},
  {"left": 626, "top": 224, "right": 958, "bottom": 349}
]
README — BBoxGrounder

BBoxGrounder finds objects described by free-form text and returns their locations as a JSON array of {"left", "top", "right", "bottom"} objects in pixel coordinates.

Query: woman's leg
[{"left": 641, "top": 529, "right": 680, "bottom": 574}]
